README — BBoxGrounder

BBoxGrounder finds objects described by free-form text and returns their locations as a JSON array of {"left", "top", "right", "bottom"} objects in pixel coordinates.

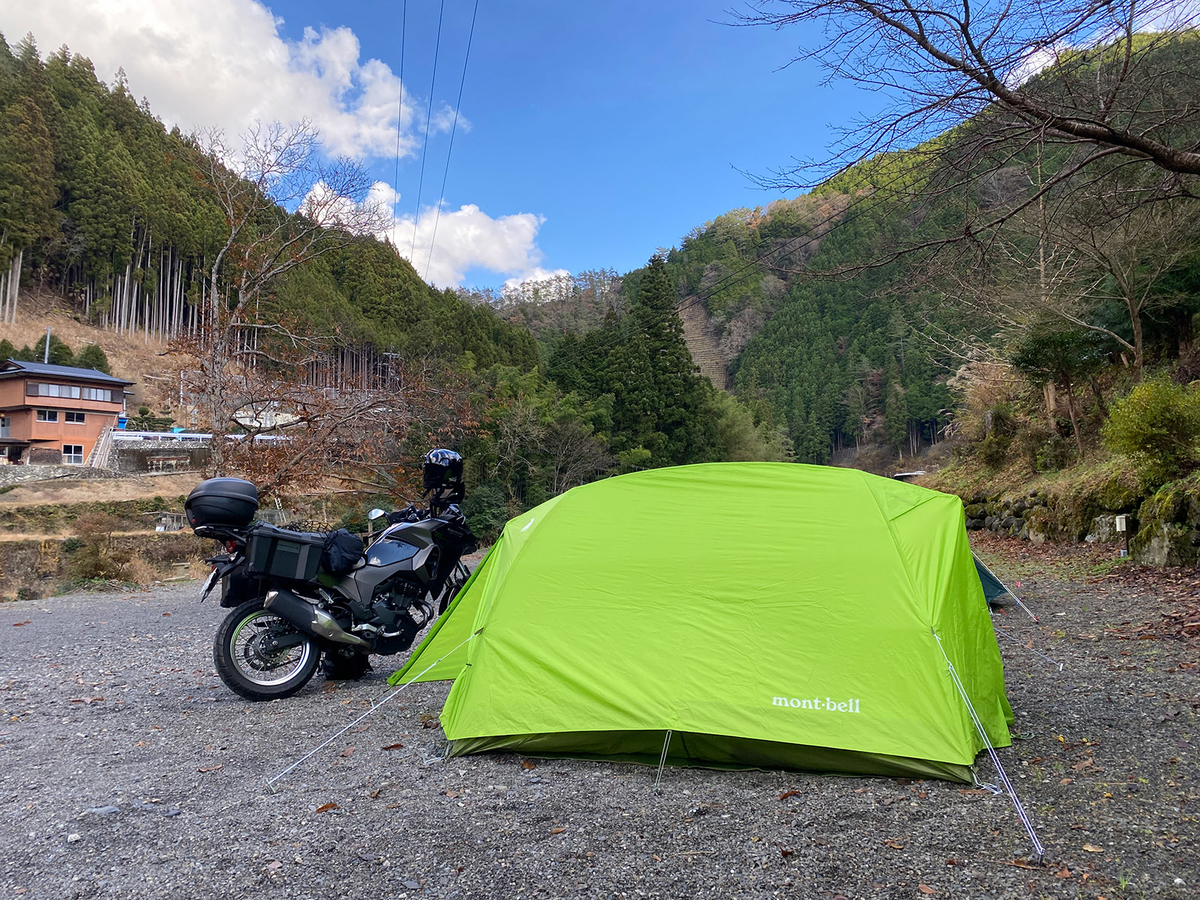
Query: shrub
[
  {"left": 67, "top": 513, "right": 133, "bottom": 582},
  {"left": 1103, "top": 377, "right": 1200, "bottom": 488}
]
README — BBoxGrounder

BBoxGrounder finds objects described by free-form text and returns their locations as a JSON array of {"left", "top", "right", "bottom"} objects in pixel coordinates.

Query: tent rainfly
[{"left": 392, "top": 463, "right": 1014, "bottom": 782}]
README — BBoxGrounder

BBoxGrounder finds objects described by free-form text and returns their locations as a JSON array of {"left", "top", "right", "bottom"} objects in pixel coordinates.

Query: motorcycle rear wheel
[{"left": 214, "top": 598, "right": 320, "bottom": 701}]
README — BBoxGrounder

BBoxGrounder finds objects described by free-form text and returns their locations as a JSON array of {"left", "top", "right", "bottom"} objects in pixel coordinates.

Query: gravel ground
[{"left": 0, "top": 548, "right": 1196, "bottom": 900}]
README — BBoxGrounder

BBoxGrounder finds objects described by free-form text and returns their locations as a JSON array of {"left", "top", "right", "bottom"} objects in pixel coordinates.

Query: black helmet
[{"left": 423, "top": 448, "right": 464, "bottom": 498}]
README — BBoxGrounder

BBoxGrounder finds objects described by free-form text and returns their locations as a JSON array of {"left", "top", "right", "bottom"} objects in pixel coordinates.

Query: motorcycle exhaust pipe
[{"left": 263, "top": 588, "right": 370, "bottom": 649}]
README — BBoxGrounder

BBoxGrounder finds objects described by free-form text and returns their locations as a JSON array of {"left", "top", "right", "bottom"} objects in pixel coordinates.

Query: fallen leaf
[
  {"left": 162, "top": 613, "right": 171, "bottom": 617},
  {"left": 12, "top": 621, "right": 31, "bottom": 627},
  {"left": 1056, "top": 866, "right": 1072, "bottom": 878},
  {"left": 340, "top": 746, "right": 355, "bottom": 758},
  {"left": 266, "top": 860, "right": 282, "bottom": 870},
  {"left": 1071, "top": 758, "right": 1093, "bottom": 770},
  {"left": 381, "top": 743, "right": 405, "bottom": 751},
  {"left": 521, "top": 759, "right": 537, "bottom": 770},
  {"left": 883, "top": 840, "right": 905, "bottom": 849},
  {"left": 1082, "top": 844, "right": 1104, "bottom": 853},
  {"left": 549, "top": 826, "right": 567, "bottom": 834},
  {"left": 315, "top": 802, "right": 339, "bottom": 813},
  {"left": 778, "top": 790, "right": 802, "bottom": 800},
  {"left": 197, "top": 764, "right": 222, "bottom": 773},
  {"left": 918, "top": 884, "right": 937, "bottom": 894},
  {"left": 445, "top": 790, "right": 461, "bottom": 798},
  {"left": 780, "top": 848, "right": 793, "bottom": 858},
  {"left": 1060, "top": 778, "right": 1073, "bottom": 785},
  {"left": 368, "top": 789, "right": 383, "bottom": 799}
]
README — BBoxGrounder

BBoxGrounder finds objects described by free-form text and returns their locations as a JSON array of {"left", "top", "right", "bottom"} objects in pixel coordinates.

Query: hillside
[{"left": 0, "top": 35, "right": 537, "bottom": 377}]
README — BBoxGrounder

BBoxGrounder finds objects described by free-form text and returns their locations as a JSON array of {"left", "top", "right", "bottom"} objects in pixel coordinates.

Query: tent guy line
[
  {"left": 993, "top": 624, "right": 1065, "bottom": 671},
  {"left": 265, "top": 628, "right": 483, "bottom": 792},
  {"left": 933, "top": 630, "right": 1046, "bottom": 865}
]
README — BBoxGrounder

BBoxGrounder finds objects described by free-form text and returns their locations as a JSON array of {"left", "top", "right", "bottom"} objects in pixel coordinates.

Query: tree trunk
[
  {"left": 1127, "top": 295, "right": 1144, "bottom": 380},
  {"left": 1064, "top": 380, "right": 1084, "bottom": 458}
]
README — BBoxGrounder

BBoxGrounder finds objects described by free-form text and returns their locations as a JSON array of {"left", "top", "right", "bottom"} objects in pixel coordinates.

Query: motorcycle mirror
[{"left": 367, "top": 508, "right": 387, "bottom": 521}]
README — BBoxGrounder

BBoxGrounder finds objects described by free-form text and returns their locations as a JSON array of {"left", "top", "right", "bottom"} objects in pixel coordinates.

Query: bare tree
[
  {"left": 944, "top": 163, "right": 1200, "bottom": 375},
  {"left": 186, "top": 121, "right": 390, "bottom": 472},
  {"left": 738, "top": 1, "right": 1200, "bottom": 188}
]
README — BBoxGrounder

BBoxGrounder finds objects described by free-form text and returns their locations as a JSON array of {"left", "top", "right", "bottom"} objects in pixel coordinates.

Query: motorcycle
[{"left": 189, "top": 449, "right": 477, "bottom": 701}]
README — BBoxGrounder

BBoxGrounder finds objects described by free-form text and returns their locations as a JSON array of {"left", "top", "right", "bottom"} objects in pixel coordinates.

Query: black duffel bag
[{"left": 322, "top": 528, "right": 365, "bottom": 575}]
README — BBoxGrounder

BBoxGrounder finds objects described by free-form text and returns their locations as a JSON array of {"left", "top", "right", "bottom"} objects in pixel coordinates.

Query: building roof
[{"left": 0, "top": 359, "right": 134, "bottom": 386}]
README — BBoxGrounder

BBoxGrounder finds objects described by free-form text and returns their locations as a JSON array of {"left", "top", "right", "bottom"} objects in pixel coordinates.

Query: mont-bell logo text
[{"left": 772, "top": 695, "right": 861, "bottom": 714}]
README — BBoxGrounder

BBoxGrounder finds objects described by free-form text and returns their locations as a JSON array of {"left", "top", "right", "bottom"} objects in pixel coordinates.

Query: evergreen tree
[
  {"left": 75, "top": 342, "right": 111, "bottom": 374},
  {"left": 606, "top": 256, "right": 718, "bottom": 466},
  {"left": 33, "top": 333, "right": 74, "bottom": 365}
]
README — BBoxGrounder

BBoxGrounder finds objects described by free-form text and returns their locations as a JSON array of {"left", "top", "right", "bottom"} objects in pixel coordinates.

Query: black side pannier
[
  {"left": 186, "top": 478, "right": 259, "bottom": 530},
  {"left": 321, "top": 529, "right": 364, "bottom": 576},
  {"left": 245, "top": 524, "right": 325, "bottom": 582}
]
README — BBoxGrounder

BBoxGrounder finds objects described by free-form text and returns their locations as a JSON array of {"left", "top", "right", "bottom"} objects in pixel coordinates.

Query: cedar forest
[{"left": 3, "top": 25, "right": 1200, "bottom": 545}]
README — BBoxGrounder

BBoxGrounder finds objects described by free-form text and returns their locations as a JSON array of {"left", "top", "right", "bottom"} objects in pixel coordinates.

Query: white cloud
[
  {"left": 386, "top": 203, "right": 552, "bottom": 289},
  {"left": 0, "top": 1, "right": 559, "bottom": 287},
  {"left": 1006, "top": 43, "right": 1069, "bottom": 87},
  {"left": 0, "top": 0, "right": 454, "bottom": 159},
  {"left": 503, "top": 268, "right": 572, "bottom": 291}
]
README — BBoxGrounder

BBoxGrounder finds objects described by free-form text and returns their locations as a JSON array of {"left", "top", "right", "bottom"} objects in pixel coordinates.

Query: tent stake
[
  {"left": 933, "top": 631, "right": 1046, "bottom": 865},
  {"left": 653, "top": 730, "right": 672, "bottom": 793}
]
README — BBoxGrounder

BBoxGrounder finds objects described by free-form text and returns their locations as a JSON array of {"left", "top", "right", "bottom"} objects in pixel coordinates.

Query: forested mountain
[
  {"left": 586, "top": 32, "right": 1200, "bottom": 472},
  {"left": 0, "top": 34, "right": 535, "bottom": 369}
]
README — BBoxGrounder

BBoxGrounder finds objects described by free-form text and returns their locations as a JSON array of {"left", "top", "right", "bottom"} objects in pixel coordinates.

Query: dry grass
[{"left": 4, "top": 289, "right": 186, "bottom": 413}]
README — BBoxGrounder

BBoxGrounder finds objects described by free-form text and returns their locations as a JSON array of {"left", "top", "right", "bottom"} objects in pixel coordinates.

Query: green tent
[{"left": 392, "top": 463, "right": 1013, "bottom": 782}]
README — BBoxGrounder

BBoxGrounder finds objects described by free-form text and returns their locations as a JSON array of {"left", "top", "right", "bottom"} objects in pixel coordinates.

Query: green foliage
[
  {"left": 127, "top": 406, "right": 174, "bottom": 432},
  {"left": 547, "top": 257, "right": 719, "bottom": 469},
  {"left": 74, "top": 343, "right": 111, "bottom": 373},
  {"left": 0, "top": 36, "right": 534, "bottom": 377},
  {"left": 32, "top": 333, "right": 73, "bottom": 365},
  {"left": 1011, "top": 328, "right": 1112, "bottom": 388},
  {"left": 0, "top": 338, "right": 13, "bottom": 360},
  {"left": 461, "top": 481, "right": 511, "bottom": 543},
  {"left": 1103, "top": 377, "right": 1200, "bottom": 488}
]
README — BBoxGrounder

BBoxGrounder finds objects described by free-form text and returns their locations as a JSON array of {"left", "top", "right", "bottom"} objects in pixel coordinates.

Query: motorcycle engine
[{"left": 371, "top": 580, "right": 431, "bottom": 629}]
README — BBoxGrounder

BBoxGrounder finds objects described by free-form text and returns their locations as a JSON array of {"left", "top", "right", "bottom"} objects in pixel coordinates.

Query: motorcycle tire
[
  {"left": 438, "top": 579, "right": 464, "bottom": 615},
  {"left": 322, "top": 648, "right": 372, "bottom": 681},
  {"left": 214, "top": 598, "right": 321, "bottom": 701}
]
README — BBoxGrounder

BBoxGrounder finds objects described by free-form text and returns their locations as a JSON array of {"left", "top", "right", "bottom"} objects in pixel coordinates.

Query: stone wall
[
  {"left": 0, "top": 464, "right": 121, "bottom": 488},
  {"left": 110, "top": 443, "right": 210, "bottom": 475}
]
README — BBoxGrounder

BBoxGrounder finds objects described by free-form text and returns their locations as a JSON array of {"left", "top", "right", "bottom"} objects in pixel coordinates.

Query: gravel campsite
[{"left": 1, "top": 537, "right": 1196, "bottom": 900}]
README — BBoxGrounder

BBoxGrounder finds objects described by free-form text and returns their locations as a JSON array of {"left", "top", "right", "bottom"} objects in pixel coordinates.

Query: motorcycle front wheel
[{"left": 214, "top": 598, "right": 321, "bottom": 701}]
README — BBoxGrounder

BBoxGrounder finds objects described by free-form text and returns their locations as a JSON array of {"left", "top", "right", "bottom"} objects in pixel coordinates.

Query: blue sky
[
  {"left": 335, "top": 0, "right": 872, "bottom": 283},
  {"left": 2, "top": 1, "right": 887, "bottom": 287}
]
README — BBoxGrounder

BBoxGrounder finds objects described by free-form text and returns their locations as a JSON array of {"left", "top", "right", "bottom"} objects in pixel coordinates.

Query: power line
[
  {"left": 425, "top": 0, "right": 481, "bottom": 281},
  {"left": 390, "top": 0, "right": 408, "bottom": 241},
  {"left": 410, "top": 0, "right": 447, "bottom": 262}
]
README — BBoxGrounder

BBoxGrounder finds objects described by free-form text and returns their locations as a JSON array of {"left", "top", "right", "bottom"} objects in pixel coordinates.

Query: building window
[
  {"left": 65, "top": 411, "right": 86, "bottom": 424},
  {"left": 36, "top": 409, "right": 59, "bottom": 423},
  {"left": 27, "top": 382, "right": 83, "bottom": 399},
  {"left": 25, "top": 383, "right": 114, "bottom": 403},
  {"left": 62, "top": 444, "right": 84, "bottom": 465}
]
